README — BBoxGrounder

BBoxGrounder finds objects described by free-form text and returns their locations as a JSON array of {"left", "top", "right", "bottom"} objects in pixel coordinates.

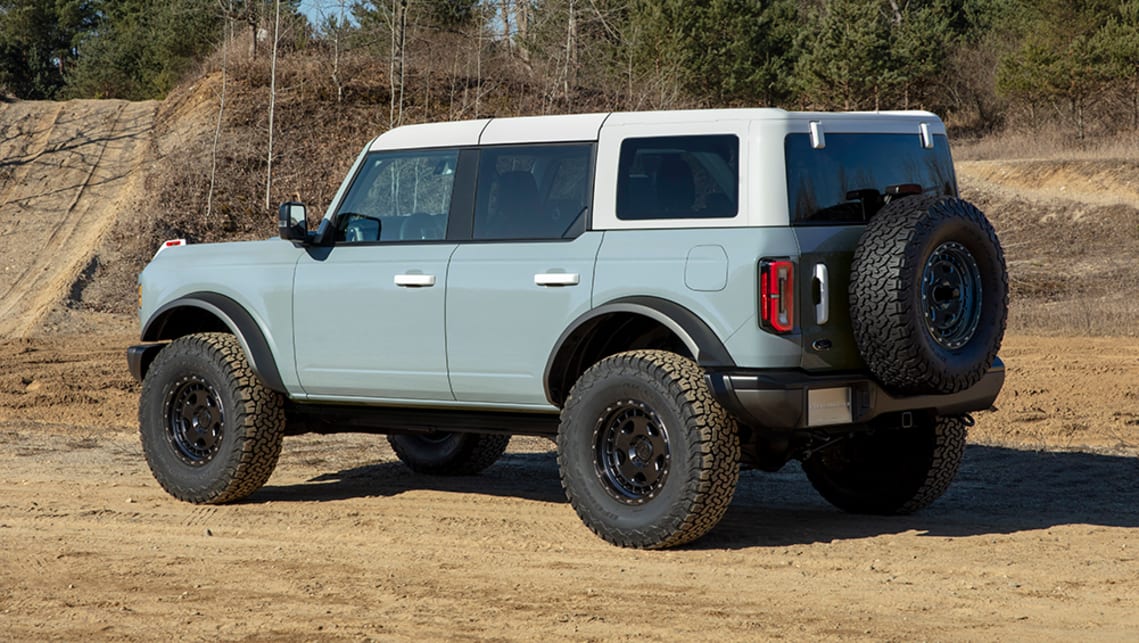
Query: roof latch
[
  {"left": 920, "top": 122, "right": 935, "bottom": 149},
  {"left": 809, "top": 121, "right": 826, "bottom": 149}
]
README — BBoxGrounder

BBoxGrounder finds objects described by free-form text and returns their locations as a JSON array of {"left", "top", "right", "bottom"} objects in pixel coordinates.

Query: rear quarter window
[
  {"left": 786, "top": 133, "right": 956, "bottom": 225},
  {"left": 616, "top": 135, "right": 739, "bottom": 220}
]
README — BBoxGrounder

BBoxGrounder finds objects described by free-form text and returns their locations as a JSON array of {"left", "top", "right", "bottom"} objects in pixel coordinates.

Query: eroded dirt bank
[{"left": 1, "top": 332, "right": 1137, "bottom": 641}]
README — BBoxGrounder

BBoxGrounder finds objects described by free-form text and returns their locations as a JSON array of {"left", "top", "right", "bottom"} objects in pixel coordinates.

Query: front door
[{"left": 293, "top": 148, "right": 461, "bottom": 401}]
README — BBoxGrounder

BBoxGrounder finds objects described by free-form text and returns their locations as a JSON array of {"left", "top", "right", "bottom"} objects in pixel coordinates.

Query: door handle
[
  {"left": 394, "top": 273, "right": 436, "bottom": 288},
  {"left": 813, "top": 263, "right": 829, "bottom": 325},
  {"left": 534, "top": 272, "right": 580, "bottom": 287}
]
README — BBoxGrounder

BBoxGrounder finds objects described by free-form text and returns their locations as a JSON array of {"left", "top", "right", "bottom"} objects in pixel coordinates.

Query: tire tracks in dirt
[{"left": 0, "top": 100, "right": 158, "bottom": 338}]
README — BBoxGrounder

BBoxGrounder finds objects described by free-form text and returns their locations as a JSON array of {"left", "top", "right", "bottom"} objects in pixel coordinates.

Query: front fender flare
[{"left": 142, "top": 292, "right": 286, "bottom": 393}]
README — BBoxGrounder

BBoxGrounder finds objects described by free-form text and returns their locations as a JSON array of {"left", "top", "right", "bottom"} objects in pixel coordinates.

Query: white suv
[{"left": 128, "top": 109, "right": 1007, "bottom": 548}]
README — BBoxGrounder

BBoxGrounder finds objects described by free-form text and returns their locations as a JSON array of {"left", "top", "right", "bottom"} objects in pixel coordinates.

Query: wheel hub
[
  {"left": 165, "top": 375, "right": 224, "bottom": 466},
  {"left": 593, "top": 400, "right": 671, "bottom": 505},
  {"left": 921, "top": 241, "right": 983, "bottom": 350}
]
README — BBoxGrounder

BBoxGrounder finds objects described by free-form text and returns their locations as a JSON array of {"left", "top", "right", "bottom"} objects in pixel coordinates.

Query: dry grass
[
  {"left": 1012, "top": 298, "right": 1139, "bottom": 337},
  {"left": 954, "top": 129, "right": 1139, "bottom": 162}
]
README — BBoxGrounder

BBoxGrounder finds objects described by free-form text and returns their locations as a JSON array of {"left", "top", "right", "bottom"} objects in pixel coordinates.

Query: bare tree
[
  {"left": 265, "top": 0, "right": 280, "bottom": 211},
  {"left": 562, "top": 0, "right": 576, "bottom": 100},
  {"left": 332, "top": 0, "right": 347, "bottom": 103},
  {"left": 207, "top": 0, "right": 235, "bottom": 221},
  {"left": 388, "top": 0, "right": 409, "bottom": 126}
]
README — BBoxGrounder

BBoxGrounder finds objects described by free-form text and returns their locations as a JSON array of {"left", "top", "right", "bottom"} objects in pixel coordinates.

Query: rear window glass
[
  {"left": 617, "top": 135, "right": 738, "bottom": 220},
  {"left": 785, "top": 133, "right": 956, "bottom": 225}
]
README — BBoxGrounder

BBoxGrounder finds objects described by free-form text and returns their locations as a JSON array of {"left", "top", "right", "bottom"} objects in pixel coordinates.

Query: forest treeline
[{"left": 2, "top": 0, "right": 1137, "bottom": 136}]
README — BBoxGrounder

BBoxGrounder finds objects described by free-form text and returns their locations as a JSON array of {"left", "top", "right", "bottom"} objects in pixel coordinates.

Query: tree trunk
[
  {"left": 500, "top": 0, "right": 512, "bottom": 45},
  {"left": 398, "top": 0, "right": 407, "bottom": 125},
  {"left": 563, "top": 0, "right": 576, "bottom": 100},
  {"left": 887, "top": 0, "right": 903, "bottom": 25},
  {"left": 516, "top": 0, "right": 530, "bottom": 63},
  {"left": 1132, "top": 76, "right": 1138, "bottom": 131},
  {"left": 265, "top": 0, "right": 280, "bottom": 211},
  {"left": 332, "top": 0, "right": 345, "bottom": 104},
  {"left": 389, "top": 0, "right": 408, "bottom": 127},
  {"left": 207, "top": 4, "right": 233, "bottom": 222}
]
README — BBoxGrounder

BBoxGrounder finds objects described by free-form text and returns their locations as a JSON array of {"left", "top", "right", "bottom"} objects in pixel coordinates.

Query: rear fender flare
[{"left": 543, "top": 296, "right": 734, "bottom": 407}]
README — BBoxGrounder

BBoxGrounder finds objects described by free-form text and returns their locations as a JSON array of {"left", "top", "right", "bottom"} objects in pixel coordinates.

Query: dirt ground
[
  {"left": 1, "top": 327, "right": 1137, "bottom": 641},
  {"left": 1, "top": 97, "right": 1137, "bottom": 640}
]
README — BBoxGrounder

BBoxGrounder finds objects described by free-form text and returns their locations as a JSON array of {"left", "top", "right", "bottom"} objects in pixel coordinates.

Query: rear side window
[
  {"left": 473, "top": 144, "right": 593, "bottom": 240},
  {"left": 616, "top": 135, "right": 738, "bottom": 220},
  {"left": 785, "top": 133, "right": 956, "bottom": 225}
]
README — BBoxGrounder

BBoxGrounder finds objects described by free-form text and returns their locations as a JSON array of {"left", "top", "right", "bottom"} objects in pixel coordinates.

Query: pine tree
[{"left": 0, "top": 0, "right": 96, "bottom": 99}]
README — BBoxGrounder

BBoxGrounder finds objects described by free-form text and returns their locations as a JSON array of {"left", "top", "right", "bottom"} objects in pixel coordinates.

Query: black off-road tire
[
  {"left": 557, "top": 350, "right": 740, "bottom": 549},
  {"left": 139, "top": 333, "right": 285, "bottom": 504},
  {"left": 387, "top": 432, "right": 510, "bottom": 475},
  {"left": 801, "top": 415, "right": 967, "bottom": 515},
  {"left": 850, "top": 195, "right": 1007, "bottom": 395}
]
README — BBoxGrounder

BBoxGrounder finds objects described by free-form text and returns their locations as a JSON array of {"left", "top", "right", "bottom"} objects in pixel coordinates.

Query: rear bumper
[{"left": 706, "top": 357, "right": 1005, "bottom": 431}]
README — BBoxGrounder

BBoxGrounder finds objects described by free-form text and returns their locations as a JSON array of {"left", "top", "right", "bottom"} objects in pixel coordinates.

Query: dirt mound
[
  {"left": 0, "top": 100, "right": 157, "bottom": 338},
  {"left": 958, "top": 159, "right": 1139, "bottom": 210},
  {"left": 957, "top": 159, "right": 1139, "bottom": 335}
]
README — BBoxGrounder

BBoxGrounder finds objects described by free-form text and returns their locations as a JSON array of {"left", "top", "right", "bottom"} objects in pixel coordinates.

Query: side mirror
[{"left": 278, "top": 202, "right": 307, "bottom": 243}]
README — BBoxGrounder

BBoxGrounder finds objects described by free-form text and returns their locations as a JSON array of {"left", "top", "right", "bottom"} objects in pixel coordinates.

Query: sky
[{"left": 298, "top": 0, "right": 348, "bottom": 26}]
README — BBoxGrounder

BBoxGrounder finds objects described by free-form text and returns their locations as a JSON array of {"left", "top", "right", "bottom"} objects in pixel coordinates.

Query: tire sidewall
[
  {"left": 852, "top": 195, "right": 1007, "bottom": 394},
  {"left": 140, "top": 338, "right": 246, "bottom": 502},
  {"left": 907, "top": 203, "right": 1006, "bottom": 377},
  {"left": 559, "top": 366, "right": 695, "bottom": 539},
  {"left": 802, "top": 415, "right": 966, "bottom": 515},
  {"left": 389, "top": 432, "right": 467, "bottom": 466}
]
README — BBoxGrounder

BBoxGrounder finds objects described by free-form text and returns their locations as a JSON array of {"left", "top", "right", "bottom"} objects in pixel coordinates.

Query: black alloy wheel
[
  {"left": 594, "top": 399, "right": 671, "bottom": 505},
  {"left": 921, "top": 240, "right": 983, "bottom": 350},
  {"left": 165, "top": 375, "right": 225, "bottom": 466}
]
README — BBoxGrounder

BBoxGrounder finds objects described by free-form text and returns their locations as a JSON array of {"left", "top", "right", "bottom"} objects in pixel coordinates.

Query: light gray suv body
[{"left": 129, "top": 109, "right": 1007, "bottom": 548}]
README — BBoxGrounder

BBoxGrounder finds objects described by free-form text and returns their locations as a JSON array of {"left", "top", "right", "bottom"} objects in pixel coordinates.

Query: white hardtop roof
[{"left": 368, "top": 108, "right": 943, "bottom": 151}]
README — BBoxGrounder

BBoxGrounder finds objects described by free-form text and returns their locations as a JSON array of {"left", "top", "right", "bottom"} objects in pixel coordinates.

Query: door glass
[
  {"left": 334, "top": 149, "right": 459, "bottom": 242},
  {"left": 473, "top": 144, "right": 593, "bottom": 240}
]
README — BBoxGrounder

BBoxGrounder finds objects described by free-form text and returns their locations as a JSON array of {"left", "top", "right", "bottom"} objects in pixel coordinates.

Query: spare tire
[{"left": 850, "top": 194, "right": 1007, "bottom": 395}]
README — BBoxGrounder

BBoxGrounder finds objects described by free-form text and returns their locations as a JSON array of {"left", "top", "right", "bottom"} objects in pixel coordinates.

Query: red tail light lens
[{"left": 760, "top": 259, "right": 795, "bottom": 333}]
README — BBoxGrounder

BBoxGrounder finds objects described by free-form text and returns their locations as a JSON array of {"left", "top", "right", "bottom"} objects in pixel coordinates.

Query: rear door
[
  {"left": 784, "top": 130, "right": 959, "bottom": 371},
  {"left": 445, "top": 143, "right": 600, "bottom": 406}
]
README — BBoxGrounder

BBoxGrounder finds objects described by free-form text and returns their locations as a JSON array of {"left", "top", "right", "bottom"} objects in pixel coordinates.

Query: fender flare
[
  {"left": 543, "top": 296, "right": 735, "bottom": 406},
  {"left": 142, "top": 292, "right": 287, "bottom": 393}
]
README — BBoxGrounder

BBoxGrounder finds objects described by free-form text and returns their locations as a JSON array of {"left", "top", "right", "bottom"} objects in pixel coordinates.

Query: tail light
[{"left": 760, "top": 259, "right": 795, "bottom": 333}]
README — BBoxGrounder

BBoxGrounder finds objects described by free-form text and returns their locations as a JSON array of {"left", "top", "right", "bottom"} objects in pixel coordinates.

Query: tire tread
[
  {"left": 557, "top": 350, "right": 739, "bottom": 549},
  {"left": 140, "top": 333, "right": 285, "bottom": 504}
]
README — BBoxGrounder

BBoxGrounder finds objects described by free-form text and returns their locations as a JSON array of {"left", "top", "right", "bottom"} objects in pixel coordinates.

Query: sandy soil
[
  {"left": 0, "top": 100, "right": 157, "bottom": 337},
  {"left": 1, "top": 329, "right": 1137, "bottom": 641},
  {"left": 1, "top": 98, "right": 1136, "bottom": 640}
]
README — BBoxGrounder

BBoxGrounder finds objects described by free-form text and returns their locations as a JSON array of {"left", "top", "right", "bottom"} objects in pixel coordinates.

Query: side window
[
  {"left": 473, "top": 144, "right": 593, "bottom": 240},
  {"left": 616, "top": 135, "right": 739, "bottom": 220},
  {"left": 334, "top": 149, "right": 459, "bottom": 243}
]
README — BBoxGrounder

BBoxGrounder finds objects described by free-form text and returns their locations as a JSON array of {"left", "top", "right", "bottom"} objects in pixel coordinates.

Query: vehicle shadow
[
  {"left": 701, "top": 444, "right": 1139, "bottom": 550},
  {"left": 253, "top": 450, "right": 567, "bottom": 505},
  {"left": 254, "top": 444, "right": 1139, "bottom": 548}
]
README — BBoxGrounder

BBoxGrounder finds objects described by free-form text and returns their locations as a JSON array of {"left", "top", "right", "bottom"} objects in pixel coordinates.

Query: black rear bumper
[{"left": 706, "top": 357, "right": 1005, "bottom": 431}]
